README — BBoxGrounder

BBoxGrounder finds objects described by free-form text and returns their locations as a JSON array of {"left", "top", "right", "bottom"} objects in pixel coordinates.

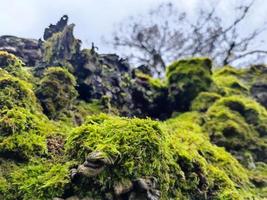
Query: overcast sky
[{"left": 0, "top": 0, "right": 267, "bottom": 54}]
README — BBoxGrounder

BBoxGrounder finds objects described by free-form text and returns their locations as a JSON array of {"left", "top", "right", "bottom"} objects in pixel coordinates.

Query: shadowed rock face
[
  {"left": 251, "top": 83, "right": 267, "bottom": 108},
  {"left": 0, "top": 35, "right": 42, "bottom": 66}
]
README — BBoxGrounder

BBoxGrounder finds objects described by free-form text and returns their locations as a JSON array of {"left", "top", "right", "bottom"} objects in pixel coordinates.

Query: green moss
[
  {"left": 0, "top": 72, "right": 39, "bottom": 112},
  {"left": 0, "top": 158, "right": 19, "bottom": 199},
  {"left": 213, "top": 66, "right": 249, "bottom": 96},
  {"left": 135, "top": 72, "right": 167, "bottom": 89},
  {"left": 213, "top": 66, "right": 245, "bottom": 77},
  {"left": 64, "top": 114, "right": 257, "bottom": 199},
  {"left": 66, "top": 115, "right": 170, "bottom": 193},
  {"left": 203, "top": 95, "right": 267, "bottom": 163},
  {"left": 10, "top": 160, "right": 72, "bottom": 200},
  {"left": 249, "top": 162, "right": 267, "bottom": 198},
  {"left": 0, "top": 51, "right": 31, "bottom": 81},
  {"left": 191, "top": 92, "right": 221, "bottom": 112},
  {"left": 166, "top": 57, "right": 213, "bottom": 111},
  {"left": 0, "top": 107, "right": 49, "bottom": 160},
  {"left": 36, "top": 66, "right": 78, "bottom": 119},
  {"left": 164, "top": 113, "right": 255, "bottom": 199}
]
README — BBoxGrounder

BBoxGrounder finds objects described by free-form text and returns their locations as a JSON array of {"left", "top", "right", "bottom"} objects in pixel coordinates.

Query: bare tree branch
[{"left": 108, "top": 0, "right": 267, "bottom": 76}]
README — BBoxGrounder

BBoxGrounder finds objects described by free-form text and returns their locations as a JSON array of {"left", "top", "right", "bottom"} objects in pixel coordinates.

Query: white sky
[{"left": 0, "top": 0, "right": 267, "bottom": 53}]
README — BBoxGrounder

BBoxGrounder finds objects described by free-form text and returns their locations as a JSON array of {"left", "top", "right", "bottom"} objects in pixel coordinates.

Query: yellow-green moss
[
  {"left": 0, "top": 72, "right": 39, "bottom": 112},
  {"left": 66, "top": 114, "right": 171, "bottom": 197},
  {"left": 0, "top": 51, "right": 31, "bottom": 81},
  {"left": 64, "top": 114, "right": 257, "bottom": 199},
  {"left": 36, "top": 66, "right": 78, "bottom": 119},
  {"left": 166, "top": 57, "right": 213, "bottom": 111},
  {"left": 10, "top": 160, "right": 72, "bottom": 200},
  {"left": 163, "top": 113, "right": 255, "bottom": 199},
  {"left": 213, "top": 66, "right": 249, "bottom": 96},
  {"left": 0, "top": 107, "right": 49, "bottom": 160},
  {"left": 191, "top": 92, "right": 221, "bottom": 112},
  {"left": 203, "top": 95, "right": 267, "bottom": 163},
  {"left": 135, "top": 72, "right": 167, "bottom": 89}
]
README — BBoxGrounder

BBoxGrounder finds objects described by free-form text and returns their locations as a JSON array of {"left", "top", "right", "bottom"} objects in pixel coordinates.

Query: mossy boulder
[
  {"left": 0, "top": 51, "right": 31, "bottom": 81},
  {"left": 61, "top": 114, "right": 257, "bottom": 199},
  {"left": 42, "top": 16, "right": 81, "bottom": 71},
  {"left": 167, "top": 57, "right": 213, "bottom": 111},
  {"left": 203, "top": 95, "right": 267, "bottom": 163},
  {"left": 36, "top": 67, "right": 78, "bottom": 119},
  {"left": 0, "top": 71, "right": 38, "bottom": 111},
  {"left": 212, "top": 66, "right": 249, "bottom": 96},
  {"left": 190, "top": 92, "right": 221, "bottom": 112},
  {"left": 0, "top": 107, "right": 48, "bottom": 161}
]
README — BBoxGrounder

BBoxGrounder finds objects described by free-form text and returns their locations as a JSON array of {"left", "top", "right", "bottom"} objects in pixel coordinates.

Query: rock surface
[{"left": 0, "top": 35, "right": 42, "bottom": 66}]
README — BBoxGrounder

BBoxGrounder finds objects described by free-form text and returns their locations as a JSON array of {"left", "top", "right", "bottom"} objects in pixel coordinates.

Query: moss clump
[
  {"left": 191, "top": 92, "right": 221, "bottom": 112},
  {"left": 63, "top": 114, "right": 256, "bottom": 199},
  {"left": 0, "top": 72, "right": 38, "bottom": 112},
  {"left": 10, "top": 160, "right": 72, "bottom": 200},
  {"left": 213, "top": 66, "right": 249, "bottom": 96},
  {"left": 164, "top": 113, "right": 256, "bottom": 199},
  {"left": 167, "top": 57, "right": 213, "bottom": 111},
  {"left": 66, "top": 114, "right": 170, "bottom": 198},
  {"left": 0, "top": 51, "right": 31, "bottom": 81},
  {"left": 249, "top": 162, "right": 267, "bottom": 198},
  {"left": 204, "top": 95, "right": 267, "bottom": 163},
  {"left": 36, "top": 67, "right": 78, "bottom": 119},
  {"left": 0, "top": 107, "right": 48, "bottom": 160}
]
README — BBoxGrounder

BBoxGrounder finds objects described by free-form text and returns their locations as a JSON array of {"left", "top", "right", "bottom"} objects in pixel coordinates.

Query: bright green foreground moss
[
  {"left": 9, "top": 160, "right": 72, "bottom": 200},
  {"left": 0, "top": 107, "right": 49, "bottom": 160},
  {"left": 63, "top": 114, "right": 257, "bottom": 199}
]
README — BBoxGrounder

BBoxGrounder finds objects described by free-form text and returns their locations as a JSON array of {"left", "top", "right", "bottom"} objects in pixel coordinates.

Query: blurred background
[{"left": 1, "top": 0, "right": 267, "bottom": 73}]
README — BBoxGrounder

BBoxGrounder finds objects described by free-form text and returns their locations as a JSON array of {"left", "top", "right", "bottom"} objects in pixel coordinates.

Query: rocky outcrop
[
  {"left": 41, "top": 16, "right": 81, "bottom": 70},
  {"left": 43, "top": 15, "right": 69, "bottom": 40},
  {"left": 74, "top": 50, "right": 134, "bottom": 116}
]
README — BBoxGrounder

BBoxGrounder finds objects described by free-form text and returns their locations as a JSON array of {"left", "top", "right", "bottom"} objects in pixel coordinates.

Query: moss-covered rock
[
  {"left": 167, "top": 57, "right": 213, "bottom": 111},
  {"left": 212, "top": 66, "right": 249, "bottom": 96},
  {"left": 0, "top": 71, "right": 38, "bottom": 111},
  {"left": 0, "top": 107, "right": 48, "bottom": 161},
  {"left": 36, "top": 67, "right": 78, "bottom": 119},
  {"left": 190, "top": 92, "right": 221, "bottom": 112},
  {"left": 203, "top": 95, "right": 267, "bottom": 163},
  {"left": 63, "top": 114, "right": 257, "bottom": 199},
  {"left": 42, "top": 17, "right": 81, "bottom": 72},
  {"left": 0, "top": 51, "right": 31, "bottom": 81},
  {"left": 0, "top": 17, "right": 266, "bottom": 199}
]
